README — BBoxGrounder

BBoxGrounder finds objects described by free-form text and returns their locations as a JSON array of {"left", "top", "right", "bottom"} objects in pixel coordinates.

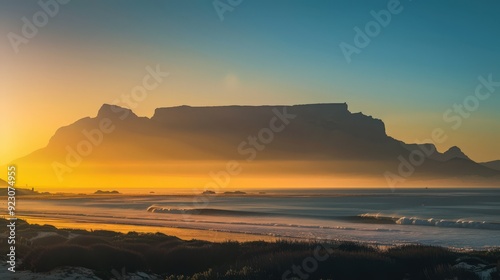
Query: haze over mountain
[
  {"left": 481, "top": 160, "right": 500, "bottom": 171},
  {"left": 10, "top": 103, "right": 500, "bottom": 189}
]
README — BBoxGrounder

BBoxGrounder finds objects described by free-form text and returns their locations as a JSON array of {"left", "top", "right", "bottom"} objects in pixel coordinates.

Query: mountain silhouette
[
  {"left": 437, "top": 146, "right": 471, "bottom": 161},
  {"left": 10, "top": 103, "right": 500, "bottom": 187},
  {"left": 404, "top": 145, "right": 471, "bottom": 162},
  {"left": 481, "top": 160, "right": 500, "bottom": 171}
]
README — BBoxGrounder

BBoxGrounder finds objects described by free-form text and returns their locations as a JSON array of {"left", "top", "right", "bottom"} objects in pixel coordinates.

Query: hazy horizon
[{"left": 2, "top": 2, "right": 500, "bottom": 279}]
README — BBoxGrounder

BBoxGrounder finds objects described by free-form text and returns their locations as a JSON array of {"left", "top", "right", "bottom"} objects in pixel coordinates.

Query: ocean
[{"left": 18, "top": 188, "right": 500, "bottom": 250}]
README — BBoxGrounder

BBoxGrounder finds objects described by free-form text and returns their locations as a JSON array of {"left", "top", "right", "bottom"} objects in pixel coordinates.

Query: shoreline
[
  {"left": 10, "top": 189, "right": 500, "bottom": 250},
  {"left": 19, "top": 215, "right": 500, "bottom": 252},
  {"left": 20, "top": 216, "right": 279, "bottom": 243},
  {"left": 1, "top": 218, "right": 499, "bottom": 280}
]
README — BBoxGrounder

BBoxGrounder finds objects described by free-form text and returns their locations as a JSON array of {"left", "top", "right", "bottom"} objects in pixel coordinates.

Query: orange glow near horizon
[{"left": 2, "top": 47, "right": 500, "bottom": 169}]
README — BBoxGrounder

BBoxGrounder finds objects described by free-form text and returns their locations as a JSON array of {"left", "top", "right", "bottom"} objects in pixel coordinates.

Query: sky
[{"left": 1, "top": 0, "right": 500, "bottom": 164}]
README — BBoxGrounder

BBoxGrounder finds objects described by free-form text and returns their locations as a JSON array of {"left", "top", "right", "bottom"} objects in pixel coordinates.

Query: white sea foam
[
  {"left": 359, "top": 213, "right": 500, "bottom": 230},
  {"left": 16, "top": 188, "right": 500, "bottom": 249}
]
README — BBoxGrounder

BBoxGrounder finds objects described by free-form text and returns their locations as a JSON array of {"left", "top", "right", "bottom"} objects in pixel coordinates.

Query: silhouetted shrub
[
  {"left": 119, "top": 241, "right": 153, "bottom": 253},
  {"left": 29, "top": 245, "right": 95, "bottom": 272},
  {"left": 494, "top": 261, "right": 500, "bottom": 280},
  {"left": 423, "top": 264, "right": 480, "bottom": 280},
  {"left": 16, "top": 243, "right": 32, "bottom": 259},
  {"left": 66, "top": 235, "right": 110, "bottom": 246},
  {"left": 7, "top": 218, "right": 499, "bottom": 280},
  {"left": 31, "top": 235, "right": 67, "bottom": 246},
  {"left": 91, "top": 229, "right": 117, "bottom": 237},
  {"left": 326, "top": 250, "right": 397, "bottom": 280},
  {"left": 90, "top": 244, "right": 145, "bottom": 271},
  {"left": 158, "top": 239, "right": 184, "bottom": 248},
  {"left": 336, "top": 241, "right": 376, "bottom": 252}
]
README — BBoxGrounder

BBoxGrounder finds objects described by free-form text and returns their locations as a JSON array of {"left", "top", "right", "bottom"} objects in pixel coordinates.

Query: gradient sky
[{"left": 1, "top": 0, "right": 500, "bottom": 164}]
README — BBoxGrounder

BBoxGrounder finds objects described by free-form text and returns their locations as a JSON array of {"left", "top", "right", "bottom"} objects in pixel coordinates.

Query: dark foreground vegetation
[{"left": 1, "top": 219, "right": 499, "bottom": 280}]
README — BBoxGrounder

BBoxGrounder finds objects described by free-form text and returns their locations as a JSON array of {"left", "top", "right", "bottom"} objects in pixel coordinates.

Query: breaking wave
[
  {"left": 358, "top": 213, "right": 500, "bottom": 230},
  {"left": 146, "top": 206, "right": 269, "bottom": 216}
]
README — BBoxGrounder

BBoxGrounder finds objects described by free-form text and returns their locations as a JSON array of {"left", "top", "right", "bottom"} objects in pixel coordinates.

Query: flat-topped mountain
[{"left": 10, "top": 103, "right": 500, "bottom": 188}]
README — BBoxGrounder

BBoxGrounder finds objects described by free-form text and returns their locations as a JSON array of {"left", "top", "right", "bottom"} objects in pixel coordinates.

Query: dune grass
[{"left": 1, "top": 219, "right": 498, "bottom": 280}]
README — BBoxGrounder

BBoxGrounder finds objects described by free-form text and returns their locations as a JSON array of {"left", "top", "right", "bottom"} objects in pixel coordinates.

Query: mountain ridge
[
  {"left": 10, "top": 103, "right": 500, "bottom": 188},
  {"left": 481, "top": 160, "right": 500, "bottom": 171}
]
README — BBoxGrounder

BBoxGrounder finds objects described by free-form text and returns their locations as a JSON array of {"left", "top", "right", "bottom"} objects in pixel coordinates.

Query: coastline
[
  {"left": 11, "top": 189, "right": 500, "bottom": 250},
  {"left": 19, "top": 216, "right": 499, "bottom": 252},
  {"left": 2, "top": 218, "right": 499, "bottom": 280},
  {"left": 20, "top": 216, "right": 279, "bottom": 243}
]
